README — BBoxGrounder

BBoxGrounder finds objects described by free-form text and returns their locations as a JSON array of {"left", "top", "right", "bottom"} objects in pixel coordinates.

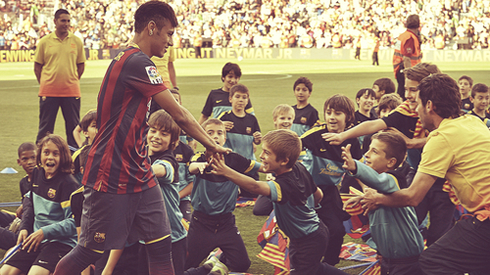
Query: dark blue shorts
[
  {"left": 79, "top": 186, "right": 171, "bottom": 251},
  {"left": 6, "top": 241, "right": 72, "bottom": 273}
]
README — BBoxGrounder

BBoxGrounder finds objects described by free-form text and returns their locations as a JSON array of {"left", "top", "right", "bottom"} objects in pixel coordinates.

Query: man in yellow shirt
[
  {"left": 359, "top": 74, "right": 490, "bottom": 274},
  {"left": 34, "top": 9, "right": 85, "bottom": 149},
  {"left": 151, "top": 46, "right": 177, "bottom": 90}
]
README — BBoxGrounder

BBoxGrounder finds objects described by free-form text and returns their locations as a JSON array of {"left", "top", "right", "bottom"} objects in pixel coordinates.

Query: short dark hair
[
  {"left": 147, "top": 109, "right": 180, "bottom": 151},
  {"left": 373, "top": 78, "right": 396, "bottom": 95},
  {"left": 471, "top": 83, "right": 489, "bottom": 98},
  {"left": 459, "top": 75, "right": 474, "bottom": 87},
  {"left": 229, "top": 83, "right": 249, "bottom": 98},
  {"left": 356, "top": 88, "right": 376, "bottom": 101},
  {"left": 293, "top": 77, "right": 313, "bottom": 93},
  {"left": 221, "top": 62, "right": 242, "bottom": 80},
  {"left": 37, "top": 134, "right": 72, "bottom": 174},
  {"left": 134, "top": 1, "right": 178, "bottom": 33},
  {"left": 262, "top": 129, "right": 301, "bottom": 169},
  {"left": 418, "top": 74, "right": 461, "bottom": 119},
  {"left": 324, "top": 94, "right": 356, "bottom": 128},
  {"left": 406, "top": 14, "right": 420, "bottom": 29},
  {"left": 54, "top": 9, "right": 69, "bottom": 19},
  {"left": 404, "top": 63, "right": 441, "bottom": 82},
  {"left": 378, "top": 94, "right": 403, "bottom": 115},
  {"left": 372, "top": 132, "right": 407, "bottom": 169},
  {"left": 79, "top": 145, "right": 92, "bottom": 171},
  {"left": 18, "top": 142, "right": 36, "bottom": 157},
  {"left": 80, "top": 110, "right": 97, "bottom": 132}
]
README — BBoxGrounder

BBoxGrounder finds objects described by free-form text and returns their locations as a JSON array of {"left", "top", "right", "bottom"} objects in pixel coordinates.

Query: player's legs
[
  {"left": 0, "top": 227, "right": 17, "bottom": 250},
  {"left": 54, "top": 245, "right": 103, "bottom": 275},
  {"left": 179, "top": 200, "right": 192, "bottom": 221},
  {"left": 420, "top": 217, "right": 490, "bottom": 274},
  {"left": 37, "top": 97, "right": 60, "bottom": 143},
  {"left": 59, "top": 97, "right": 80, "bottom": 149},
  {"left": 214, "top": 214, "right": 250, "bottom": 272},
  {"left": 0, "top": 211, "right": 15, "bottom": 227},
  {"left": 143, "top": 237, "right": 174, "bottom": 275},
  {"left": 185, "top": 211, "right": 219, "bottom": 269},
  {"left": 426, "top": 181, "right": 455, "bottom": 246},
  {"left": 316, "top": 185, "right": 347, "bottom": 266},
  {"left": 172, "top": 237, "right": 187, "bottom": 275}
]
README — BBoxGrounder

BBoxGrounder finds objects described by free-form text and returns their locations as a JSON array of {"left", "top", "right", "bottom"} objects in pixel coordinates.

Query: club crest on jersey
[
  {"left": 94, "top": 232, "right": 106, "bottom": 243},
  {"left": 176, "top": 154, "right": 183, "bottom": 162},
  {"left": 301, "top": 117, "right": 307, "bottom": 124},
  {"left": 145, "top": 66, "right": 163, "bottom": 84},
  {"left": 246, "top": 127, "right": 252, "bottom": 134},
  {"left": 464, "top": 103, "right": 470, "bottom": 110},
  {"left": 47, "top": 188, "right": 56, "bottom": 198}
]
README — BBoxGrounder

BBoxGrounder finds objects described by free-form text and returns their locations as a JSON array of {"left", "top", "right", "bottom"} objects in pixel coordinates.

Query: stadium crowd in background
[{"left": 1, "top": 0, "right": 490, "bottom": 51}]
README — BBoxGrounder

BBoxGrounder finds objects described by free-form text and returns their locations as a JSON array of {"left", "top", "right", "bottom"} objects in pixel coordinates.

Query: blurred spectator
[{"left": 0, "top": 0, "right": 489, "bottom": 51}]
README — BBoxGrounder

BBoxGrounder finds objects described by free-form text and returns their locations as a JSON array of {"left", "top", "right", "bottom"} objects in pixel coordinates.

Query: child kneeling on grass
[
  {"left": 342, "top": 132, "right": 424, "bottom": 275},
  {"left": 210, "top": 129, "right": 348, "bottom": 275}
]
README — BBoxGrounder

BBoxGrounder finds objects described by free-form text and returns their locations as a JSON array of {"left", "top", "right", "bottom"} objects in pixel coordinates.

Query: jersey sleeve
[
  {"left": 417, "top": 133, "right": 453, "bottom": 179},
  {"left": 382, "top": 111, "right": 403, "bottom": 128},
  {"left": 153, "top": 159, "right": 175, "bottom": 185},
  {"left": 245, "top": 99, "right": 254, "bottom": 115},
  {"left": 253, "top": 116, "right": 261, "bottom": 133},
  {"left": 267, "top": 180, "right": 283, "bottom": 202},
  {"left": 70, "top": 187, "right": 84, "bottom": 227},
  {"left": 229, "top": 153, "right": 261, "bottom": 175},
  {"left": 201, "top": 91, "right": 214, "bottom": 116},
  {"left": 34, "top": 38, "right": 45, "bottom": 65},
  {"left": 123, "top": 54, "right": 168, "bottom": 99},
  {"left": 309, "top": 107, "right": 320, "bottom": 127},
  {"left": 346, "top": 137, "right": 362, "bottom": 160},
  {"left": 402, "top": 37, "right": 415, "bottom": 57},
  {"left": 351, "top": 160, "right": 401, "bottom": 193}
]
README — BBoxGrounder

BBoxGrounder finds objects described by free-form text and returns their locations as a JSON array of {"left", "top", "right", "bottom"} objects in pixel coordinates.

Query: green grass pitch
[{"left": 0, "top": 58, "right": 488, "bottom": 274}]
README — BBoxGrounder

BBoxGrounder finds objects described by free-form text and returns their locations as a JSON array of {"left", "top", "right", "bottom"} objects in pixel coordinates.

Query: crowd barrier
[{"left": 1, "top": 48, "right": 489, "bottom": 63}]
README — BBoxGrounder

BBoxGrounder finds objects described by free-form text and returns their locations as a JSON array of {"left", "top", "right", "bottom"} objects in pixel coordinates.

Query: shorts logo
[
  {"left": 246, "top": 127, "right": 252, "bottom": 134},
  {"left": 176, "top": 154, "right": 183, "bottom": 162},
  {"left": 301, "top": 117, "right": 307, "bottom": 124},
  {"left": 47, "top": 188, "right": 56, "bottom": 199},
  {"left": 94, "top": 232, "right": 106, "bottom": 243},
  {"left": 145, "top": 66, "right": 163, "bottom": 84}
]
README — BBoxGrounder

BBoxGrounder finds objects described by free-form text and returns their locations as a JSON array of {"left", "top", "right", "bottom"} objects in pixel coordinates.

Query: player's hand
[
  {"left": 22, "top": 229, "right": 44, "bottom": 253},
  {"left": 341, "top": 144, "right": 356, "bottom": 172},
  {"left": 360, "top": 189, "right": 381, "bottom": 215},
  {"left": 322, "top": 132, "right": 345, "bottom": 145},
  {"left": 15, "top": 205, "right": 23, "bottom": 218},
  {"left": 210, "top": 153, "right": 230, "bottom": 176},
  {"left": 253, "top": 131, "right": 262, "bottom": 144},
  {"left": 343, "top": 195, "right": 362, "bottom": 211},
  {"left": 195, "top": 162, "right": 209, "bottom": 174},
  {"left": 223, "top": 121, "right": 234, "bottom": 132},
  {"left": 204, "top": 144, "right": 231, "bottom": 160},
  {"left": 17, "top": 229, "right": 28, "bottom": 246}
]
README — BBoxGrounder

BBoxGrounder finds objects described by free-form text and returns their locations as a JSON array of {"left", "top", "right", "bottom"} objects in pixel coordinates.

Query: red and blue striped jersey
[{"left": 83, "top": 47, "right": 168, "bottom": 194}]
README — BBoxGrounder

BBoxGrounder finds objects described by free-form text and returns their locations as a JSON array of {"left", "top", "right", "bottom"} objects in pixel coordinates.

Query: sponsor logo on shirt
[{"left": 145, "top": 66, "right": 163, "bottom": 84}]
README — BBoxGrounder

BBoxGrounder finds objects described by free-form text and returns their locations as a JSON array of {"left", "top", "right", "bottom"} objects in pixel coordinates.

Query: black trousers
[
  {"left": 372, "top": 52, "right": 379, "bottom": 65},
  {"left": 289, "top": 222, "right": 348, "bottom": 275},
  {"left": 415, "top": 179, "right": 455, "bottom": 246},
  {"left": 37, "top": 96, "right": 80, "bottom": 148},
  {"left": 420, "top": 217, "right": 490, "bottom": 274},
  {"left": 315, "top": 185, "right": 350, "bottom": 266},
  {"left": 184, "top": 211, "right": 250, "bottom": 272},
  {"left": 380, "top": 254, "right": 422, "bottom": 275}
]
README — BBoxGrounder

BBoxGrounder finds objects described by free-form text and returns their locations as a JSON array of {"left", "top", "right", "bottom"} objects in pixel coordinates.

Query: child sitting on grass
[{"left": 342, "top": 132, "right": 424, "bottom": 275}]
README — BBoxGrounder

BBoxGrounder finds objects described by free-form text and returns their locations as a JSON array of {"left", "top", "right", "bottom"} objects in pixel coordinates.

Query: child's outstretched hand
[
  {"left": 210, "top": 153, "right": 230, "bottom": 176},
  {"left": 253, "top": 131, "right": 262, "bottom": 145},
  {"left": 195, "top": 162, "right": 209, "bottom": 174},
  {"left": 322, "top": 132, "right": 345, "bottom": 145},
  {"left": 341, "top": 144, "right": 356, "bottom": 172},
  {"left": 223, "top": 121, "right": 234, "bottom": 132}
]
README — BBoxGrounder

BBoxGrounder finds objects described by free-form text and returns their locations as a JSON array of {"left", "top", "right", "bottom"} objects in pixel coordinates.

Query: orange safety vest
[{"left": 393, "top": 30, "right": 422, "bottom": 75}]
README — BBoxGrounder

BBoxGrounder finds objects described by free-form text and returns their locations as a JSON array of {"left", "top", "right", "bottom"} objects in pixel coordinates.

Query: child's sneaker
[
  {"left": 202, "top": 255, "right": 220, "bottom": 271},
  {"left": 208, "top": 261, "right": 229, "bottom": 275}
]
